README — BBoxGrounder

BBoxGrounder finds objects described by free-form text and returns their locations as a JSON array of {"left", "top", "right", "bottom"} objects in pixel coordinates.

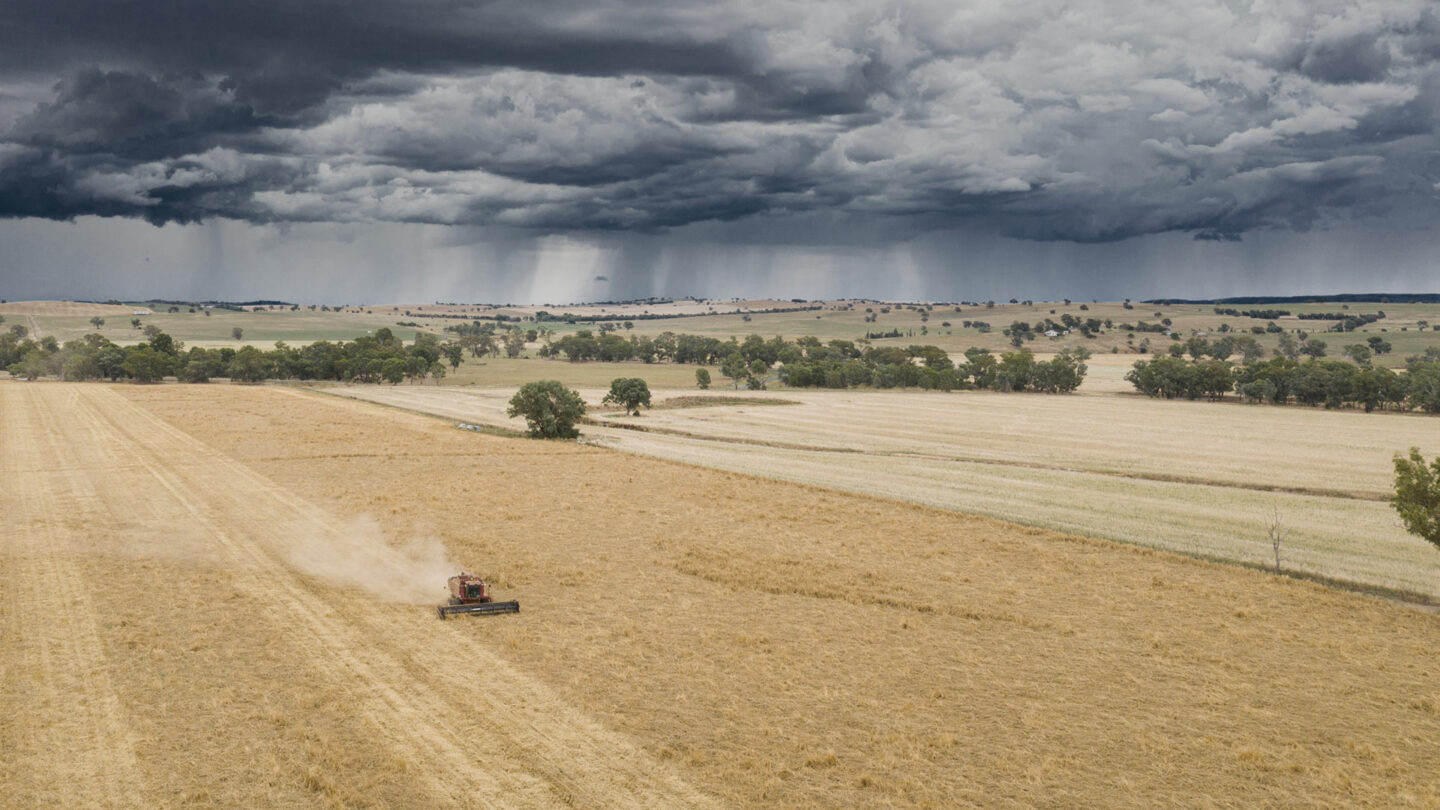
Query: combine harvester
[{"left": 437, "top": 572, "right": 520, "bottom": 619}]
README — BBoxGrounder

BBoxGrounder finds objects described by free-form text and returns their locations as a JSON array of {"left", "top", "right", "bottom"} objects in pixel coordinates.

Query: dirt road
[{"left": 0, "top": 383, "right": 717, "bottom": 808}]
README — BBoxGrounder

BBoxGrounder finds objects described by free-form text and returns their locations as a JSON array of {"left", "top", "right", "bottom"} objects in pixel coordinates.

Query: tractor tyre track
[
  {"left": 0, "top": 385, "right": 145, "bottom": 809},
  {"left": 61, "top": 384, "right": 720, "bottom": 809}
]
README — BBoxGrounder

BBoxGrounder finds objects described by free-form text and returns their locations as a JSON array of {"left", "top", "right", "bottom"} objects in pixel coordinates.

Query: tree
[
  {"left": 121, "top": 346, "right": 173, "bottom": 383},
  {"left": 131, "top": 318, "right": 142, "bottom": 330},
  {"left": 695, "top": 368, "right": 711, "bottom": 389},
  {"left": 1343, "top": 344, "right": 1372, "bottom": 366},
  {"left": 9, "top": 350, "right": 48, "bottom": 381},
  {"left": 720, "top": 353, "right": 748, "bottom": 388},
  {"left": 507, "top": 380, "right": 586, "bottom": 438},
  {"left": 232, "top": 326, "right": 245, "bottom": 341},
  {"left": 442, "top": 342, "right": 464, "bottom": 370},
  {"left": 89, "top": 316, "right": 105, "bottom": 330},
  {"left": 1276, "top": 332, "right": 1300, "bottom": 361},
  {"left": 503, "top": 330, "right": 526, "bottom": 358},
  {"left": 143, "top": 324, "right": 163, "bottom": 341},
  {"left": 602, "top": 378, "right": 652, "bottom": 415},
  {"left": 228, "top": 346, "right": 270, "bottom": 382},
  {"left": 1392, "top": 448, "right": 1440, "bottom": 549}
]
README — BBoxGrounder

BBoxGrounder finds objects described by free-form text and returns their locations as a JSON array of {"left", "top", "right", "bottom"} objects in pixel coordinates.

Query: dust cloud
[{"left": 282, "top": 515, "right": 461, "bottom": 604}]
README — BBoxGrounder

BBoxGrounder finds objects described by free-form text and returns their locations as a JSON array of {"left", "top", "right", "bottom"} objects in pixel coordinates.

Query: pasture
[{"left": 6, "top": 381, "right": 1440, "bottom": 807}]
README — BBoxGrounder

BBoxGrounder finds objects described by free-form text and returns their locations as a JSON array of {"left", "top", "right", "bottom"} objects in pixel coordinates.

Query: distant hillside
[{"left": 1146, "top": 293, "right": 1440, "bottom": 304}]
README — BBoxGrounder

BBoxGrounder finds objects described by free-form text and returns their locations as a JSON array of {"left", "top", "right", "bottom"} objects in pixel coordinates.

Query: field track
[{"left": 0, "top": 384, "right": 716, "bottom": 808}]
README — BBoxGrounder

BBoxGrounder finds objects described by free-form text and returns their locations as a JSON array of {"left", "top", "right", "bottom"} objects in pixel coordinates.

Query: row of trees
[
  {"left": 1126, "top": 350, "right": 1440, "bottom": 413},
  {"left": 778, "top": 347, "right": 1091, "bottom": 393},
  {"left": 2, "top": 327, "right": 458, "bottom": 384},
  {"left": 533, "top": 330, "right": 1091, "bottom": 393}
]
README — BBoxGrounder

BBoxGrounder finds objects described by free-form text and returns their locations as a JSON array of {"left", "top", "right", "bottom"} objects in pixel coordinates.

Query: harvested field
[
  {"left": 330, "top": 384, "right": 1440, "bottom": 600},
  {"left": 8, "top": 382, "right": 1440, "bottom": 807},
  {"left": 0, "top": 383, "right": 714, "bottom": 809}
]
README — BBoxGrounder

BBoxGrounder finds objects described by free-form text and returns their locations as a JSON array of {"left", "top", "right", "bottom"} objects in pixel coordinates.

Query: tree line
[
  {"left": 532, "top": 328, "right": 1090, "bottom": 392},
  {"left": 1126, "top": 347, "right": 1440, "bottom": 413},
  {"left": 1, "top": 326, "right": 458, "bottom": 384}
]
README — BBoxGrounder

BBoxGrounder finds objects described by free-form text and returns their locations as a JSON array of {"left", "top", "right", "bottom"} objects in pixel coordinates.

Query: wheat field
[{"left": 7, "top": 380, "right": 1440, "bottom": 807}]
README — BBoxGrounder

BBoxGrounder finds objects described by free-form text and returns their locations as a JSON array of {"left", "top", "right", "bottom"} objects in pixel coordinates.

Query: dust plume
[{"left": 282, "top": 515, "right": 461, "bottom": 604}]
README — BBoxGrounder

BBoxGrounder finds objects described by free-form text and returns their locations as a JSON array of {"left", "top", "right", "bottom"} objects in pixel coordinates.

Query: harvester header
[{"left": 436, "top": 572, "right": 520, "bottom": 619}]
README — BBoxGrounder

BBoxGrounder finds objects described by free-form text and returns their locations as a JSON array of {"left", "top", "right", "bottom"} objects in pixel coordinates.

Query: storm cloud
[{"left": 1, "top": 0, "right": 1437, "bottom": 245}]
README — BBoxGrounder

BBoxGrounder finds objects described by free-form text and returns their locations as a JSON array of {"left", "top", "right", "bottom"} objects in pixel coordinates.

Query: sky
[{"left": 0, "top": 0, "right": 1437, "bottom": 303}]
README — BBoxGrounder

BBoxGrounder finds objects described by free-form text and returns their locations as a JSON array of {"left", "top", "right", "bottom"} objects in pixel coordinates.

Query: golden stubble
[{"left": 80, "top": 382, "right": 1440, "bottom": 808}]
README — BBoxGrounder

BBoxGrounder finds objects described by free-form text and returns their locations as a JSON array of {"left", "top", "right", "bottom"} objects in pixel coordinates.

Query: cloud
[{"left": 0, "top": 0, "right": 1435, "bottom": 245}]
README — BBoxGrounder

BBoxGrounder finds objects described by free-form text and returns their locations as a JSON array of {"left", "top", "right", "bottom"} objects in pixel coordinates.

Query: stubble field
[
  {"left": 8, "top": 381, "right": 1440, "bottom": 807},
  {"left": 331, "top": 380, "right": 1440, "bottom": 601}
]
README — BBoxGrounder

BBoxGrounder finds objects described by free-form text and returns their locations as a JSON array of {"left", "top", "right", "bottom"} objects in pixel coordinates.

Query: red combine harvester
[{"left": 436, "top": 573, "right": 520, "bottom": 620}]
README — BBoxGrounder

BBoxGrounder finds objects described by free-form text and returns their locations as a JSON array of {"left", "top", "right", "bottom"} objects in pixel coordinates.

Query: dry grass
[
  {"left": 328, "top": 383, "right": 1440, "bottom": 600},
  {"left": 51, "top": 381, "right": 1440, "bottom": 807},
  {"left": 650, "top": 395, "right": 798, "bottom": 410},
  {"left": 442, "top": 356, "right": 718, "bottom": 389}
]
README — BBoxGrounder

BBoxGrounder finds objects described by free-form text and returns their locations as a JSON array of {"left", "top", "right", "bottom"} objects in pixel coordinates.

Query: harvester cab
[{"left": 436, "top": 572, "right": 520, "bottom": 620}]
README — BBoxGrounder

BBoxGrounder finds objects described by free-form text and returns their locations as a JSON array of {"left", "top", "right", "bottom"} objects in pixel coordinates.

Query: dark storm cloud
[{"left": 1, "top": 0, "right": 1437, "bottom": 244}]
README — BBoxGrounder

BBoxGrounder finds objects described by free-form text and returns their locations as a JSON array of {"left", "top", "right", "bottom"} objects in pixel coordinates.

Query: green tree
[
  {"left": 1276, "top": 332, "right": 1300, "bottom": 361},
  {"left": 232, "top": 326, "right": 245, "bottom": 341},
  {"left": 381, "top": 357, "right": 406, "bottom": 385},
  {"left": 89, "top": 316, "right": 105, "bottom": 330},
  {"left": 695, "top": 368, "right": 711, "bottom": 389},
  {"left": 228, "top": 346, "right": 270, "bottom": 382},
  {"left": 721, "top": 353, "right": 748, "bottom": 388},
  {"left": 507, "top": 380, "right": 586, "bottom": 438},
  {"left": 1392, "top": 448, "right": 1440, "bottom": 549},
  {"left": 1343, "top": 344, "right": 1372, "bottom": 366},
  {"left": 9, "top": 350, "right": 48, "bottom": 380},
  {"left": 121, "top": 346, "right": 173, "bottom": 383},
  {"left": 503, "top": 330, "right": 526, "bottom": 358},
  {"left": 442, "top": 342, "right": 464, "bottom": 370},
  {"left": 603, "top": 378, "right": 652, "bottom": 415}
]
